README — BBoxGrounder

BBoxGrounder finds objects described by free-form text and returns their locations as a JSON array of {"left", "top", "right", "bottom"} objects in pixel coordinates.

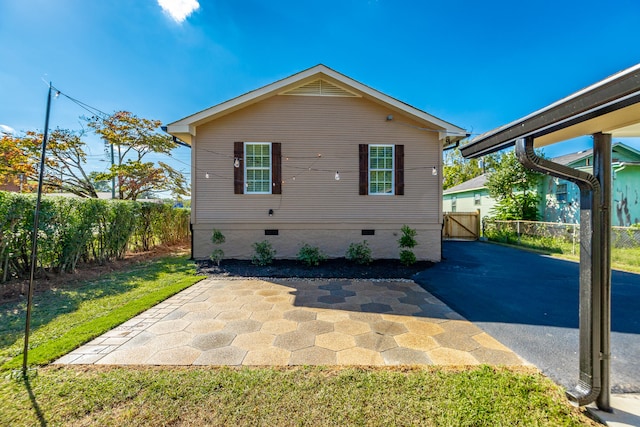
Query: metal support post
[
  {"left": 593, "top": 132, "right": 612, "bottom": 412},
  {"left": 516, "top": 137, "right": 602, "bottom": 406}
]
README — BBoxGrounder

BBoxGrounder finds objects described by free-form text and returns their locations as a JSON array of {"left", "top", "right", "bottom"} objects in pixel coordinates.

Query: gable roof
[
  {"left": 551, "top": 149, "right": 593, "bottom": 166},
  {"left": 443, "top": 174, "right": 488, "bottom": 195},
  {"left": 550, "top": 141, "right": 640, "bottom": 166},
  {"left": 166, "top": 64, "right": 467, "bottom": 145}
]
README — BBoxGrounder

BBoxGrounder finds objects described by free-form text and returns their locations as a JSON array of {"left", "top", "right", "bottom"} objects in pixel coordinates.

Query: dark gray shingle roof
[{"left": 443, "top": 174, "right": 488, "bottom": 195}]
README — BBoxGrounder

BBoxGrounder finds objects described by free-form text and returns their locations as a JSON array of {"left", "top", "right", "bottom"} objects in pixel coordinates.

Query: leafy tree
[
  {"left": 21, "top": 128, "right": 102, "bottom": 197},
  {"left": 87, "top": 111, "right": 189, "bottom": 200},
  {"left": 88, "top": 171, "right": 112, "bottom": 193},
  {"left": 442, "top": 147, "right": 498, "bottom": 190},
  {"left": 485, "top": 150, "right": 541, "bottom": 220},
  {"left": 0, "top": 133, "right": 37, "bottom": 190}
]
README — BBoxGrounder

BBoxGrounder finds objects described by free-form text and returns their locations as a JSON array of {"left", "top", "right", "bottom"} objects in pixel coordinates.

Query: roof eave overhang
[
  {"left": 460, "top": 64, "right": 640, "bottom": 159},
  {"left": 166, "top": 64, "right": 467, "bottom": 144},
  {"left": 443, "top": 185, "right": 486, "bottom": 195}
]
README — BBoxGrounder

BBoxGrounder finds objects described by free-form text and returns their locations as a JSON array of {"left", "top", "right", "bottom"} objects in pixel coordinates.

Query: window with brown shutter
[
  {"left": 359, "top": 144, "right": 404, "bottom": 196},
  {"left": 359, "top": 144, "right": 368, "bottom": 195},
  {"left": 234, "top": 141, "right": 244, "bottom": 194},
  {"left": 272, "top": 142, "right": 281, "bottom": 195},
  {"left": 235, "top": 142, "right": 281, "bottom": 195},
  {"left": 395, "top": 144, "right": 404, "bottom": 195}
]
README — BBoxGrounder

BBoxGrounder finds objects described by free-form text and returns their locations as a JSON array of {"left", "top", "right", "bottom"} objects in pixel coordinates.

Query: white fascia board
[
  {"left": 167, "top": 66, "right": 339, "bottom": 130},
  {"left": 318, "top": 67, "right": 467, "bottom": 138},
  {"left": 166, "top": 64, "right": 467, "bottom": 141},
  {"left": 165, "top": 124, "right": 194, "bottom": 145}
]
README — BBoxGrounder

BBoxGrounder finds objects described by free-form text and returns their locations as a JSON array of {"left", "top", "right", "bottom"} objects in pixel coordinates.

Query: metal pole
[
  {"left": 22, "top": 83, "right": 53, "bottom": 374},
  {"left": 110, "top": 143, "right": 115, "bottom": 199},
  {"left": 594, "top": 132, "right": 612, "bottom": 412}
]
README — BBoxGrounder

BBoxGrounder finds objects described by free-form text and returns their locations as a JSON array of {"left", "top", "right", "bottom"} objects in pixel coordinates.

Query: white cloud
[
  {"left": 157, "top": 0, "right": 200, "bottom": 23},
  {"left": 0, "top": 124, "right": 16, "bottom": 135}
]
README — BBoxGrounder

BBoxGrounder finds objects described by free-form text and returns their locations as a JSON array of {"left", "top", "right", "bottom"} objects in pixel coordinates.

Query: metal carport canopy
[
  {"left": 460, "top": 63, "right": 640, "bottom": 159},
  {"left": 458, "top": 63, "right": 640, "bottom": 414}
]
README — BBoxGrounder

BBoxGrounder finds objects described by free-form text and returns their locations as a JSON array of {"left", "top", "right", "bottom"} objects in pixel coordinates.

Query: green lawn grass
[
  {"left": 0, "top": 251, "right": 600, "bottom": 426},
  {"left": 0, "top": 254, "right": 203, "bottom": 370},
  {"left": 487, "top": 235, "right": 640, "bottom": 273},
  {"left": 0, "top": 365, "right": 598, "bottom": 426}
]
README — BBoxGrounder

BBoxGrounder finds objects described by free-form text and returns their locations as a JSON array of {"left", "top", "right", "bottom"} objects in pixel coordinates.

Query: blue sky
[{"left": 2, "top": 0, "right": 640, "bottom": 180}]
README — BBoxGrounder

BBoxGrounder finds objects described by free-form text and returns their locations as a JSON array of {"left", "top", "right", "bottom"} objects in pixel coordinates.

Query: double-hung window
[
  {"left": 234, "top": 141, "right": 281, "bottom": 195},
  {"left": 368, "top": 145, "right": 394, "bottom": 195},
  {"left": 358, "top": 143, "right": 404, "bottom": 196},
  {"left": 244, "top": 142, "right": 272, "bottom": 194}
]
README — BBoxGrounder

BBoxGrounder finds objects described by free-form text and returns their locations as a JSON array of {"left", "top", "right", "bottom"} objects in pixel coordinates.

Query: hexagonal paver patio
[{"left": 55, "top": 278, "right": 528, "bottom": 367}]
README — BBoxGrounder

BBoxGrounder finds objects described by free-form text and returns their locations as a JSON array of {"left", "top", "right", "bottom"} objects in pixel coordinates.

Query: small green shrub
[
  {"left": 398, "top": 225, "right": 418, "bottom": 248},
  {"left": 346, "top": 241, "right": 372, "bottom": 265},
  {"left": 400, "top": 250, "right": 417, "bottom": 266},
  {"left": 211, "top": 229, "right": 226, "bottom": 245},
  {"left": 210, "top": 249, "right": 224, "bottom": 266},
  {"left": 252, "top": 240, "right": 276, "bottom": 266},
  {"left": 210, "top": 229, "right": 225, "bottom": 266},
  {"left": 398, "top": 225, "right": 418, "bottom": 265},
  {"left": 297, "top": 244, "right": 326, "bottom": 267}
]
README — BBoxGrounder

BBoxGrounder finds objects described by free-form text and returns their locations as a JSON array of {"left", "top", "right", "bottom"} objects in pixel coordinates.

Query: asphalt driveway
[{"left": 414, "top": 240, "right": 640, "bottom": 393}]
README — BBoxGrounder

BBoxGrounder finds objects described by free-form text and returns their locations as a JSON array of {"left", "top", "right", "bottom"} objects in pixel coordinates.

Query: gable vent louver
[{"left": 281, "top": 79, "right": 360, "bottom": 97}]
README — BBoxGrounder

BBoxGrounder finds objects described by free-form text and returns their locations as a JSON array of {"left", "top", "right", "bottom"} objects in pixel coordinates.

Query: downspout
[{"left": 515, "top": 136, "right": 602, "bottom": 406}]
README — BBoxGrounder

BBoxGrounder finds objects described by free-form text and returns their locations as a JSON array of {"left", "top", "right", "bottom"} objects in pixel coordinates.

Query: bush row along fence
[
  {"left": 483, "top": 218, "right": 640, "bottom": 251},
  {"left": 0, "top": 191, "right": 190, "bottom": 282}
]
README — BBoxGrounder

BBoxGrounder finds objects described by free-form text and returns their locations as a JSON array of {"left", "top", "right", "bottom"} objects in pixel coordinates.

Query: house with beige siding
[{"left": 166, "top": 65, "right": 466, "bottom": 261}]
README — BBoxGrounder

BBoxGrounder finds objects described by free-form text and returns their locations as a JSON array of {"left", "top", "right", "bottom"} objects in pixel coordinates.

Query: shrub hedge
[{"left": 0, "top": 191, "right": 189, "bottom": 282}]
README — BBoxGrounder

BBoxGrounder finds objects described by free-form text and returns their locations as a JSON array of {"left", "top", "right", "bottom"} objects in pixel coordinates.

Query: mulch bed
[
  {"left": 1, "top": 249, "right": 434, "bottom": 305},
  {"left": 197, "top": 258, "right": 433, "bottom": 280}
]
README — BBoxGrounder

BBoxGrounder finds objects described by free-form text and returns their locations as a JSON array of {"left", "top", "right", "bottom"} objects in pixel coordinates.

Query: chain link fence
[{"left": 482, "top": 219, "right": 640, "bottom": 250}]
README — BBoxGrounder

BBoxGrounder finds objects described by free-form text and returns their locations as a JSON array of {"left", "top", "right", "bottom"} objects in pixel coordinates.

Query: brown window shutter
[
  {"left": 234, "top": 141, "right": 244, "bottom": 194},
  {"left": 395, "top": 144, "right": 404, "bottom": 195},
  {"left": 272, "top": 142, "right": 282, "bottom": 195},
  {"left": 359, "top": 144, "right": 368, "bottom": 195}
]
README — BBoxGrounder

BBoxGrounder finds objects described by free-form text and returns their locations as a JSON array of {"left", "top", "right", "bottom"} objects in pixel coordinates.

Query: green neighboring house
[
  {"left": 542, "top": 142, "right": 640, "bottom": 226},
  {"left": 442, "top": 142, "right": 640, "bottom": 226},
  {"left": 442, "top": 174, "right": 496, "bottom": 221}
]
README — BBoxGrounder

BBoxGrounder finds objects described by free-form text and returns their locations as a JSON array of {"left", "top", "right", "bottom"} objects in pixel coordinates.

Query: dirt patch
[
  {"left": 1, "top": 243, "right": 189, "bottom": 304},
  {"left": 197, "top": 258, "right": 433, "bottom": 280}
]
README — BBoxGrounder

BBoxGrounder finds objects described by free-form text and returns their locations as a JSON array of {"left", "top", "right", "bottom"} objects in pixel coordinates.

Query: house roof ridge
[{"left": 166, "top": 65, "right": 466, "bottom": 145}]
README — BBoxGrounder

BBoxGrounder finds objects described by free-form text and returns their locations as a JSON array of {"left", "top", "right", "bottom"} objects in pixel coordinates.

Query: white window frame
[
  {"left": 368, "top": 144, "right": 395, "bottom": 195},
  {"left": 244, "top": 142, "right": 272, "bottom": 194}
]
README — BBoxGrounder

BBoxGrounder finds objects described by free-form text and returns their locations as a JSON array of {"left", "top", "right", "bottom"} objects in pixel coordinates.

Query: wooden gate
[{"left": 443, "top": 211, "right": 480, "bottom": 240}]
